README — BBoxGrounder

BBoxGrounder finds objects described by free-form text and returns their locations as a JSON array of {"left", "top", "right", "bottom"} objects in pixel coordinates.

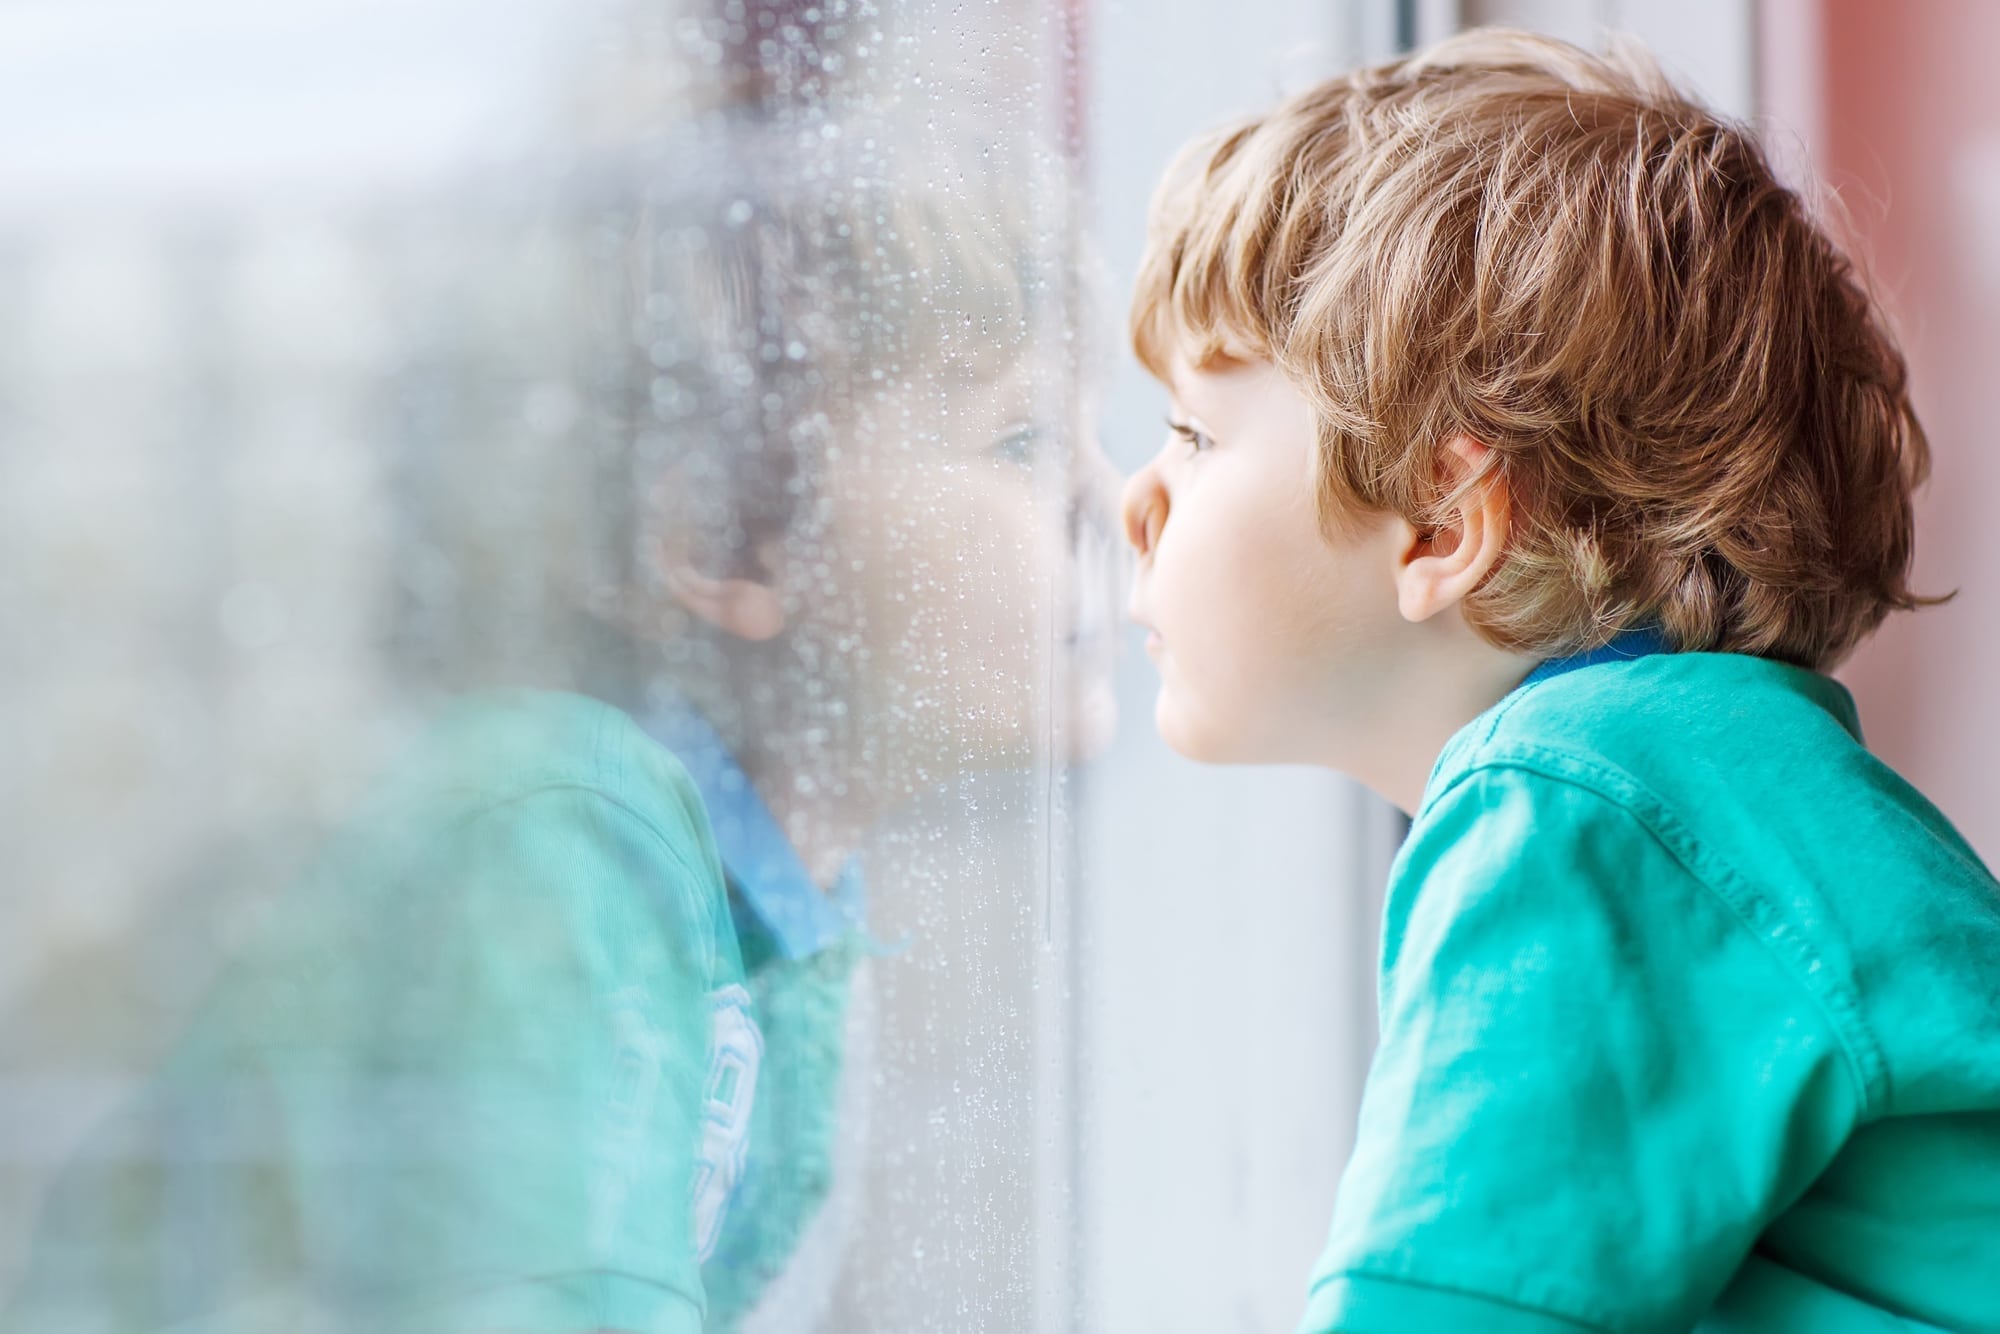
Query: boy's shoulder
[
  {"left": 1418, "top": 649, "right": 1994, "bottom": 933},
  {"left": 1429, "top": 651, "right": 1871, "bottom": 841},
  {"left": 1322, "top": 649, "right": 2000, "bottom": 1334},
  {"left": 292, "top": 687, "right": 737, "bottom": 982},
  {"left": 1434, "top": 650, "right": 1863, "bottom": 805},
  {"left": 353, "top": 687, "right": 722, "bottom": 874},
  {"left": 391, "top": 688, "right": 704, "bottom": 817}
]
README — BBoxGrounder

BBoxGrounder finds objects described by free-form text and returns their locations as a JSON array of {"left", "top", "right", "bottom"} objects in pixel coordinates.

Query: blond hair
[{"left": 1132, "top": 27, "right": 1938, "bottom": 669}]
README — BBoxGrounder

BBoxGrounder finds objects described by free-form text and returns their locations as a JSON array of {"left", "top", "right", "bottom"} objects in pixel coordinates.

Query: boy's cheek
[{"left": 1150, "top": 567, "right": 1353, "bottom": 765}]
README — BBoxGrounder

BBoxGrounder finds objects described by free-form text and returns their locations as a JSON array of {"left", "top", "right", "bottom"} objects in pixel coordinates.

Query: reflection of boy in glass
[
  {"left": 6, "top": 119, "right": 1115, "bottom": 1333},
  {"left": 590, "top": 116, "right": 1120, "bottom": 1325}
]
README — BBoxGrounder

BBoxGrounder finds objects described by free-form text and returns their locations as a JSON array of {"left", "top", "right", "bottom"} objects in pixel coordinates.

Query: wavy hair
[{"left": 1132, "top": 27, "right": 1940, "bottom": 669}]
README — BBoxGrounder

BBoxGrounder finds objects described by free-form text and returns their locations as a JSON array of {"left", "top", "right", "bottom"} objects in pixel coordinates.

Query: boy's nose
[{"left": 1121, "top": 463, "right": 1167, "bottom": 560}]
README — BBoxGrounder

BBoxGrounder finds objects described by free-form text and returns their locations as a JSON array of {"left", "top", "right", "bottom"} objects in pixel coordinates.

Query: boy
[{"left": 1122, "top": 28, "right": 2000, "bottom": 1334}]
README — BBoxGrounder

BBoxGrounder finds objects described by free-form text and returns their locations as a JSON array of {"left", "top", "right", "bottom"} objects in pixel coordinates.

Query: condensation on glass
[{"left": 0, "top": 2, "right": 1112, "bottom": 1330}]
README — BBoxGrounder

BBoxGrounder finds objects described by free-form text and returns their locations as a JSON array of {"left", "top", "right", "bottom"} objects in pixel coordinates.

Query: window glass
[{"left": 0, "top": 3, "right": 1104, "bottom": 1330}]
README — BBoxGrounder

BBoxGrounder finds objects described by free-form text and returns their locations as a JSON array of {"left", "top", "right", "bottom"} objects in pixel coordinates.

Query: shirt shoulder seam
[
  {"left": 462, "top": 778, "right": 726, "bottom": 982},
  {"left": 1424, "top": 746, "right": 1889, "bottom": 1116},
  {"left": 1422, "top": 675, "right": 1541, "bottom": 799}
]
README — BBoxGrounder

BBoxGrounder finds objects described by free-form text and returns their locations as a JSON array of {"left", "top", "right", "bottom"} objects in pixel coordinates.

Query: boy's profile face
[{"left": 1121, "top": 353, "right": 1411, "bottom": 767}]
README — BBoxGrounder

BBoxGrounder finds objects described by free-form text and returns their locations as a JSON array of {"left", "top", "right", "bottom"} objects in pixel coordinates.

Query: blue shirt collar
[
  {"left": 1518, "top": 625, "right": 1671, "bottom": 691},
  {"left": 639, "top": 701, "right": 864, "bottom": 963}
]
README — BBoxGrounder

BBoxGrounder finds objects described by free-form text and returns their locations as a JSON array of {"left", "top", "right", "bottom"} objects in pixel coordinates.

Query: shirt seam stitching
[
  {"left": 1420, "top": 680, "right": 1542, "bottom": 815},
  {"left": 1428, "top": 748, "right": 1889, "bottom": 1116}
]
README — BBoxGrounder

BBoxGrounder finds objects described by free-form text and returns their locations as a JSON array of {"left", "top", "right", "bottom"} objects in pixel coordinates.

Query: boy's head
[
  {"left": 1122, "top": 28, "right": 1933, "bottom": 784},
  {"left": 604, "top": 113, "right": 1119, "bottom": 777}
]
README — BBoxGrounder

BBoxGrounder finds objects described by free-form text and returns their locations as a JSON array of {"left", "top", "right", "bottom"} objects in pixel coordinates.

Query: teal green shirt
[
  {"left": 1301, "top": 649, "right": 2000, "bottom": 1334},
  {"left": 8, "top": 690, "right": 858, "bottom": 1334}
]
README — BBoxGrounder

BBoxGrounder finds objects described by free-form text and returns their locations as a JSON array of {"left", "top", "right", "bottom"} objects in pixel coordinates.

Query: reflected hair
[
  {"left": 599, "top": 110, "right": 1073, "bottom": 591},
  {"left": 1131, "top": 27, "right": 1940, "bottom": 669}
]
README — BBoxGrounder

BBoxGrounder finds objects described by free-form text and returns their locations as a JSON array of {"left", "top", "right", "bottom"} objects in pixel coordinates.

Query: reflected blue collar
[
  {"left": 1519, "top": 626, "right": 1671, "bottom": 690},
  {"left": 640, "top": 702, "right": 864, "bottom": 963}
]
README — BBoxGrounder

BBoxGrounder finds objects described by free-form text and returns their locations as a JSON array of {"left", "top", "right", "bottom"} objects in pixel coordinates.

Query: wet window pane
[{"left": 2, "top": 4, "right": 1099, "bottom": 1330}]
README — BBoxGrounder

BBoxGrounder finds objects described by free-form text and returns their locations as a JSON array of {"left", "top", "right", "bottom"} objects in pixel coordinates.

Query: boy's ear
[
  {"left": 659, "top": 546, "right": 788, "bottom": 642},
  {"left": 1393, "top": 434, "right": 1510, "bottom": 624},
  {"left": 646, "top": 469, "right": 789, "bottom": 642}
]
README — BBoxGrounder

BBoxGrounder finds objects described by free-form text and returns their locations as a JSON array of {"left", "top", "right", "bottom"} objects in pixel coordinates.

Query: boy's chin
[
  {"left": 1155, "top": 685, "right": 1335, "bottom": 767},
  {"left": 1154, "top": 690, "right": 1258, "bottom": 765}
]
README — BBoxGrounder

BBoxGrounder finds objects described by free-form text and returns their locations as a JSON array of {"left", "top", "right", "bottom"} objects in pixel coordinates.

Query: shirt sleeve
[
  {"left": 1299, "top": 765, "right": 1867, "bottom": 1334},
  {"left": 269, "top": 783, "right": 731, "bottom": 1333}
]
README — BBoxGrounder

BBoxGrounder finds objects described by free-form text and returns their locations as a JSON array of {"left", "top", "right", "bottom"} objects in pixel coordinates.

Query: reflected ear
[
  {"left": 653, "top": 532, "right": 788, "bottom": 642},
  {"left": 1393, "top": 435, "right": 1510, "bottom": 624},
  {"left": 644, "top": 462, "right": 789, "bottom": 642}
]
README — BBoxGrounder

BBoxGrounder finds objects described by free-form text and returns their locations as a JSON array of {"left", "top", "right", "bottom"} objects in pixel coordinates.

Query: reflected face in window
[
  {"left": 811, "top": 358, "right": 1121, "bottom": 773},
  {"left": 627, "top": 144, "right": 1115, "bottom": 782},
  {"left": 1121, "top": 354, "right": 1408, "bottom": 766}
]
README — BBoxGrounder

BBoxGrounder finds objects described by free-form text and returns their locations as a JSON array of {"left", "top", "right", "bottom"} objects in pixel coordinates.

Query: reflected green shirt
[
  {"left": 9, "top": 690, "right": 858, "bottom": 1334},
  {"left": 1301, "top": 650, "right": 2000, "bottom": 1334}
]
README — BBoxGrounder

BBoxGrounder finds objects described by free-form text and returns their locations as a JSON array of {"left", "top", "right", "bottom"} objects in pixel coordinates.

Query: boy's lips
[{"left": 1127, "top": 606, "right": 1164, "bottom": 655}]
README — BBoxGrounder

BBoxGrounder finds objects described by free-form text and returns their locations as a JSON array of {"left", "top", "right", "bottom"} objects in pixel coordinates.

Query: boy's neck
[
  {"left": 577, "top": 614, "right": 891, "bottom": 893},
  {"left": 731, "top": 726, "right": 903, "bottom": 892},
  {"left": 1353, "top": 623, "right": 1540, "bottom": 816}
]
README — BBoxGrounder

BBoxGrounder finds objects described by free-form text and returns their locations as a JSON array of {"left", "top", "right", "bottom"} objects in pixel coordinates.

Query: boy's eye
[
  {"left": 989, "top": 422, "right": 1045, "bottom": 467},
  {"left": 1165, "top": 415, "right": 1214, "bottom": 456}
]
